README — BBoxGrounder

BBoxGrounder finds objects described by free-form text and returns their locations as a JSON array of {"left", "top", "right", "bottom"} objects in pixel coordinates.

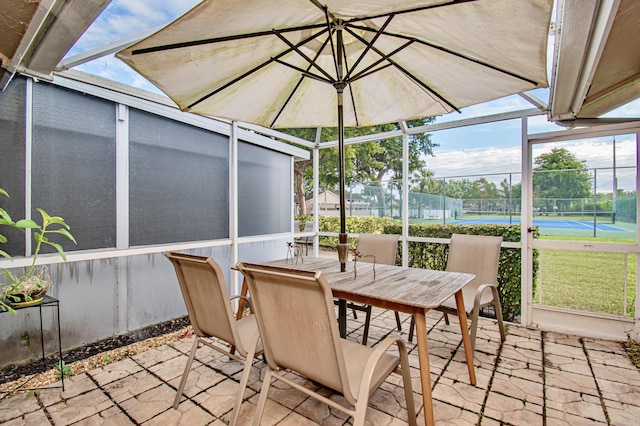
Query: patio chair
[
  {"left": 164, "top": 252, "right": 262, "bottom": 426},
  {"left": 294, "top": 221, "right": 314, "bottom": 255},
  {"left": 235, "top": 262, "right": 416, "bottom": 426},
  {"left": 408, "top": 234, "right": 506, "bottom": 351},
  {"left": 347, "top": 233, "right": 402, "bottom": 345}
]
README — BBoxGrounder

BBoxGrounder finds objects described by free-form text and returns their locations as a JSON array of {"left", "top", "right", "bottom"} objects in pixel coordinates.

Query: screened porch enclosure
[{"left": 0, "top": 75, "right": 307, "bottom": 368}]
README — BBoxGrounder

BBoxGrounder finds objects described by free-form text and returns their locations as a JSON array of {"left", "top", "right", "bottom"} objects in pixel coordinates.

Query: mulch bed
[{"left": 0, "top": 316, "right": 190, "bottom": 386}]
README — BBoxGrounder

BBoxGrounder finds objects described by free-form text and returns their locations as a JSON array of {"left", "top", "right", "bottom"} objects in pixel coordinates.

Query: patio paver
[{"left": 1, "top": 308, "right": 639, "bottom": 425}]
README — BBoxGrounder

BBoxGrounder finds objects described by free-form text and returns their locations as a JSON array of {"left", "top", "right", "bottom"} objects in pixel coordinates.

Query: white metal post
[
  {"left": 521, "top": 116, "right": 533, "bottom": 326},
  {"left": 401, "top": 122, "right": 409, "bottom": 267},
  {"left": 115, "top": 103, "right": 129, "bottom": 250},
  {"left": 24, "top": 78, "right": 33, "bottom": 256},
  {"left": 115, "top": 103, "right": 129, "bottom": 334},
  {"left": 230, "top": 121, "right": 239, "bottom": 296}
]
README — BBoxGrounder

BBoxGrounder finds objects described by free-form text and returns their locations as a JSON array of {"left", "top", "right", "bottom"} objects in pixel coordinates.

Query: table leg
[
  {"left": 236, "top": 277, "right": 249, "bottom": 320},
  {"left": 454, "top": 290, "right": 476, "bottom": 385},
  {"left": 338, "top": 299, "right": 347, "bottom": 338},
  {"left": 414, "top": 310, "right": 434, "bottom": 426}
]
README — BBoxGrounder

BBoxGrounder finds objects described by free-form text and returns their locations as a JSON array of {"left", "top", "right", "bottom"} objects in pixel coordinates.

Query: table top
[{"left": 265, "top": 257, "right": 475, "bottom": 314}]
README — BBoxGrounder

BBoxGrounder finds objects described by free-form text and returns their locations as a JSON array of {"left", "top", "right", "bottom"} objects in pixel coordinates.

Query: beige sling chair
[
  {"left": 408, "top": 234, "right": 506, "bottom": 352},
  {"left": 346, "top": 233, "right": 403, "bottom": 345},
  {"left": 236, "top": 262, "right": 416, "bottom": 426},
  {"left": 165, "top": 252, "right": 262, "bottom": 426}
]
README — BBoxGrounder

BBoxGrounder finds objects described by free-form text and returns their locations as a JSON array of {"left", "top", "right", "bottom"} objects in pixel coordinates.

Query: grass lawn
[{"left": 534, "top": 235, "right": 637, "bottom": 317}]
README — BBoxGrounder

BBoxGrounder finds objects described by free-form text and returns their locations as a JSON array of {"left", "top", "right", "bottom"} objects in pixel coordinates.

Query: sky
[{"left": 66, "top": 0, "right": 640, "bottom": 192}]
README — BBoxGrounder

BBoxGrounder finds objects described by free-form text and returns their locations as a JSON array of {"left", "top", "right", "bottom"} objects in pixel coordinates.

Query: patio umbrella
[{"left": 116, "top": 0, "right": 552, "bottom": 271}]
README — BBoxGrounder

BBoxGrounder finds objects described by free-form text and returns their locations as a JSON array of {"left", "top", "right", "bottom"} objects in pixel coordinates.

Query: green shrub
[
  {"left": 296, "top": 215, "right": 396, "bottom": 248},
  {"left": 295, "top": 217, "right": 538, "bottom": 322},
  {"left": 384, "top": 223, "right": 538, "bottom": 322}
]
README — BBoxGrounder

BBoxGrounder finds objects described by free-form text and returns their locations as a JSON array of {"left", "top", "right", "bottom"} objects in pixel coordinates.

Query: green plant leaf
[
  {"left": 47, "top": 241, "right": 67, "bottom": 261},
  {"left": 0, "top": 249, "right": 11, "bottom": 259},
  {"left": 1, "top": 268, "right": 19, "bottom": 283},
  {"left": 47, "top": 216, "right": 70, "bottom": 229},
  {"left": 0, "top": 209, "right": 14, "bottom": 223},
  {"left": 0, "top": 188, "right": 8, "bottom": 197},
  {"left": 14, "top": 219, "right": 39, "bottom": 229},
  {"left": 52, "top": 228, "right": 77, "bottom": 244}
]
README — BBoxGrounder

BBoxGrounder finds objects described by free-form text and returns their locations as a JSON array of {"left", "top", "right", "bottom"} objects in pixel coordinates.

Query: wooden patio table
[{"left": 237, "top": 256, "right": 476, "bottom": 426}]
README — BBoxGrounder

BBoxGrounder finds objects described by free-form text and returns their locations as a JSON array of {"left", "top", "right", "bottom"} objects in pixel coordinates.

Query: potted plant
[{"left": 1, "top": 188, "right": 76, "bottom": 314}]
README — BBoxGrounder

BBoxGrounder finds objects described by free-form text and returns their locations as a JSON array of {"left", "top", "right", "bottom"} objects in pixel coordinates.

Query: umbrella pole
[
  {"left": 335, "top": 24, "right": 348, "bottom": 272},
  {"left": 337, "top": 86, "right": 348, "bottom": 272}
]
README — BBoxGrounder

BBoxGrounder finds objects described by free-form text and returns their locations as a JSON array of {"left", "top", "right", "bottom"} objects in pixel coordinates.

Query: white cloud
[{"left": 425, "top": 135, "right": 637, "bottom": 192}]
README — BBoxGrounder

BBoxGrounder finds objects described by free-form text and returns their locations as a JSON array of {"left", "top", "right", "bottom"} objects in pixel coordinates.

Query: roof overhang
[
  {"left": 549, "top": 0, "right": 640, "bottom": 123},
  {"left": 0, "top": 0, "right": 109, "bottom": 90}
]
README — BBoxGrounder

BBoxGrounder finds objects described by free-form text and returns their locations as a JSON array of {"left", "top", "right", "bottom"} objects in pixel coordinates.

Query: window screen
[
  {"left": 32, "top": 82, "right": 116, "bottom": 252},
  {"left": 129, "top": 109, "right": 229, "bottom": 245},
  {"left": 0, "top": 77, "right": 26, "bottom": 256},
  {"left": 238, "top": 141, "right": 291, "bottom": 236}
]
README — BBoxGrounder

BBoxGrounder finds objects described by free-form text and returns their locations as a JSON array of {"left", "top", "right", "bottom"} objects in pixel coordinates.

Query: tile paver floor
[{"left": 1, "top": 308, "right": 639, "bottom": 425}]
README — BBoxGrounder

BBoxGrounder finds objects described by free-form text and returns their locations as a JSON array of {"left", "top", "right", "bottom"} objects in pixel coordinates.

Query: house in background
[{"left": 304, "top": 190, "right": 370, "bottom": 217}]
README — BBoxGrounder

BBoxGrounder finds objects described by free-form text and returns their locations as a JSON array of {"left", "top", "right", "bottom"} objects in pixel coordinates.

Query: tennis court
[{"left": 448, "top": 217, "right": 633, "bottom": 233}]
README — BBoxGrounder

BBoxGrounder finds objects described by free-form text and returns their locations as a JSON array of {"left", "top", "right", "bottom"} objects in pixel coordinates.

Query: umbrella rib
[
  {"left": 323, "top": 7, "right": 340, "bottom": 81},
  {"left": 273, "top": 59, "right": 333, "bottom": 84},
  {"left": 350, "top": 63, "right": 394, "bottom": 83},
  {"left": 348, "top": 40, "right": 415, "bottom": 82},
  {"left": 345, "top": 27, "right": 460, "bottom": 112},
  {"left": 270, "top": 35, "right": 333, "bottom": 127},
  {"left": 350, "top": 24, "right": 539, "bottom": 86},
  {"left": 344, "top": 14, "right": 394, "bottom": 81},
  {"left": 273, "top": 30, "right": 335, "bottom": 83},
  {"left": 131, "top": 24, "right": 326, "bottom": 55},
  {"left": 309, "top": 0, "right": 338, "bottom": 22},
  {"left": 186, "top": 28, "right": 330, "bottom": 110},
  {"left": 346, "top": 82, "right": 360, "bottom": 128},
  {"left": 345, "top": 0, "right": 479, "bottom": 24}
]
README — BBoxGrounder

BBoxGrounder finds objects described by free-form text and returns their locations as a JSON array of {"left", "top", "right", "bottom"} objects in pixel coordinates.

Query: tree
[
  {"left": 410, "top": 168, "right": 440, "bottom": 218},
  {"left": 280, "top": 118, "right": 437, "bottom": 216},
  {"left": 350, "top": 118, "right": 438, "bottom": 216},
  {"left": 277, "top": 128, "right": 356, "bottom": 216},
  {"left": 410, "top": 167, "right": 434, "bottom": 193},
  {"left": 533, "top": 148, "right": 591, "bottom": 214}
]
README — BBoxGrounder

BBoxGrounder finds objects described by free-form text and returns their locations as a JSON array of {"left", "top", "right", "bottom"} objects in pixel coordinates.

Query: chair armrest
[
  {"left": 229, "top": 294, "right": 254, "bottom": 314},
  {"left": 357, "top": 335, "right": 408, "bottom": 401},
  {"left": 473, "top": 283, "right": 498, "bottom": 310}
]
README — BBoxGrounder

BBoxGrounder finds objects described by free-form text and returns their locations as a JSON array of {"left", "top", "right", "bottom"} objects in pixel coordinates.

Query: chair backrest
[
  {"left": 165, "top": 252, "right": 241, "bottom": 349},
  {"left": 235, "top": 262, "right": 354, "bottom": 402},
  {"left": 356, "top": 233, "right": 399, "bottom": 265},
  {"left": 445, "top": 234, "right": 503, "bottom": 302}
]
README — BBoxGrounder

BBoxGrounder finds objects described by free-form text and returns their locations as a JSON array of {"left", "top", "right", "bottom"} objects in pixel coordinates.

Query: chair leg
[
  {"left": 173, "top": 336, "right": 200, "bottom": 409},
  {"left": 490, "top": 286, "right": 507, "bottom": 342},
  {"left": 408, "top": 317, "right": 414, "bottom": 342},
  {"left": 398, "top": 343, "right": 417, "bottom": 426},
  {"left": 443, "top": 312, "right": 450, "bottom": 325},
  {"left": 252, "top": 367, "right": 274, "bottom": 426},
  {"left": 361, "top": 305, "right": 372, "bottom": 345},
  {"left": 394, "top": 311, "right": 402, "bottom": 331},
  {"left": 228, "top": 333, "right": 259, "bottom": 426},
  {"left": 469, "top": 302, "right": 482, "bottom": 352},
  {"left": 352, "top": 307, "right": 358, "bottom": 319}
]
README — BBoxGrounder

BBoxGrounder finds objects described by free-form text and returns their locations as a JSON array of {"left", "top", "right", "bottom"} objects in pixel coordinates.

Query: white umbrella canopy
[
  {"left": 117, "top": 0, "right": 551, "bottom": 127},
  {"left": 116, "top": 0, "right": 552, "bottom": 269}
]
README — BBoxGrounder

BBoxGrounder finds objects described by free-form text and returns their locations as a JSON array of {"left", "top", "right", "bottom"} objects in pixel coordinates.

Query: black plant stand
[{"left": 2, "top": 295, "right": 65, "bottom": 392}]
